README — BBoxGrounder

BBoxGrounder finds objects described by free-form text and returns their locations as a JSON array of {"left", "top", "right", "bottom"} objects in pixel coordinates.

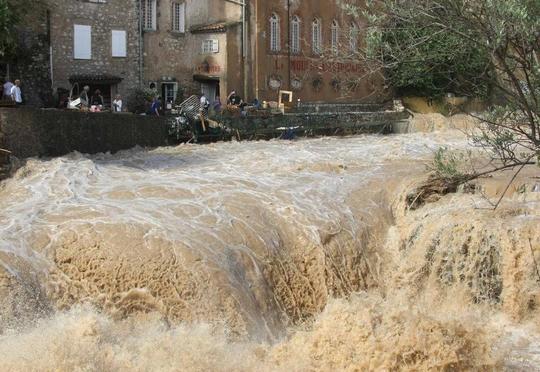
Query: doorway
[
  {"left": 162, "top": 82, "right": 178, "bottom": 109},
  {"left": 200, "top": 81, "right": 220, "bottom": 102}
]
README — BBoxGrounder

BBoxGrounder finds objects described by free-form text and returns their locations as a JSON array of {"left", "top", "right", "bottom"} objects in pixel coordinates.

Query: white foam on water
[{"left": 0, "top": 130, "right": 539, "bottom": 370}]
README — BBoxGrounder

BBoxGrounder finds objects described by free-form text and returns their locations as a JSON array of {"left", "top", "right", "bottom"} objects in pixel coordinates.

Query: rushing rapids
[{"left": 0, "top": 116, "right": 539, "bottom": 370}]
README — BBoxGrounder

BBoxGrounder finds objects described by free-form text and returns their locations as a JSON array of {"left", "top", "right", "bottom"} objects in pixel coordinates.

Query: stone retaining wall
[
  {"left": 0, "top": 108, "right": 169, "bottom": 159},
  {"left": 293, "top": 102, "right": 387, "bottom": 113},
  {"left": 221, "top": 111, "right": 408, "bottom": 140},
  {"left": 0, "top": 107, "right": 408, "bottom": 161}
]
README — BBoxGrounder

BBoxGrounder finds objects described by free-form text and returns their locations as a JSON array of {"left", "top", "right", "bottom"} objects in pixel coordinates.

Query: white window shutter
[
  {"left": 151, "top": 0, "right": 157, "bottom": 30},
  {"left": 74, "top": 25, "right": 92, "bottom": 59},
  {"left": 179, "top": 3, "right": 186, "bottom": 32},
  {"left": 111, "top": 30, "right": 127, "bottom": 57},
  {"left": 212, "top": 39, "right": 219, "bottom": 53}
]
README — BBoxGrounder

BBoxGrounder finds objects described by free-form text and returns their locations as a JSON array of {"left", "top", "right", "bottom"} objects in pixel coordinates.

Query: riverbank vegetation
[
  {"left": 353, "top": 0, "right": 539, "bottom": 206},
  {"left": 0, "top": 0, "right": 39, "bottom": 59}
]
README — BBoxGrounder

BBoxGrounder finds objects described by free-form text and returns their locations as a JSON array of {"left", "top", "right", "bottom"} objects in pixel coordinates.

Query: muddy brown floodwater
[{"left": 0, "top": 122, "right": 539, "bottom": 371}]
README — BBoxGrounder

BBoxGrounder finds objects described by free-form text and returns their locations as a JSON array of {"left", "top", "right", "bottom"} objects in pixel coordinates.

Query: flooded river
[{"left": 0, "top": 129, "right": 539, "bottom": 370}]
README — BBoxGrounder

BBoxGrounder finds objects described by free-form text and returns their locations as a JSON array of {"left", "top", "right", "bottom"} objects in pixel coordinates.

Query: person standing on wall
[
  {"left": 199, "top": 92, "right": 210, "bottom": 132},
  {"left": 200, "top": 92, "right": 210, "bottom": 116},
  {"left": 91, "top": 89, "right": 104, "bottom": 111},
  {"left": 3, "top": 79, "right": 14, "bottom": 101},
  {"left": 227, "top": 90, "right": 243, "bottom": 106},
  {"left": 10, "top": 80, "right": 22, "bottom": 106},
  {"left": 80, "top": 86, "right": 90, "bottom": 110},
  {"left": 149, "top": 96, "right": 161, "bottom": 116},
  {"left": 112, "top": 94, "right": 123, "bottom": 113},
  {"left": 212, "top": 95, "right": 222, "bottom": 114}
]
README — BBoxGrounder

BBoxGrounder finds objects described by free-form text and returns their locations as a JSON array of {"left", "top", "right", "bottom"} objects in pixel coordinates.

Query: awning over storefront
[
  {"left": 193, "top": 74, "right": 220, "bottom": 82},
  {"left": 190, "top": 22, "right": 238, "bottom": 34},
  {"left": 69, "top": 74, "right": 123, "bottom": 85}
]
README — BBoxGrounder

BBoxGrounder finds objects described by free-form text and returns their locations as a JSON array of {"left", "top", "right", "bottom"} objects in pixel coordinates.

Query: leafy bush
[{"left": 126, "top": 88, "right": 150, "bottom": 114}]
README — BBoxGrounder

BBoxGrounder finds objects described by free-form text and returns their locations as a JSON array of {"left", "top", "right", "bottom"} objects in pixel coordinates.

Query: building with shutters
[
  {"left": 6, "top": 0, "right": 142, "bottom": 107},
  {"left": 140, "top": 0, "right": 244, "bottom": 108},
  {"left": 47, "top": 0, "right": 142, "bottom": 107},
  {"left": 11, "top": 0, "right": 383, "bottom": 108}
]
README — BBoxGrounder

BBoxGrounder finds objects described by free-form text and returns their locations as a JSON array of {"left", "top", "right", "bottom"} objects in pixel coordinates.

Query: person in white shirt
[
  {"left": 3, "top": 80, "right": 14, "bottom": 100},
  {"left": 10, "top": 80, "right": 22, "bottom": 105},
  {"left": 200, "top": 93, "right": 209, "bottom": 110},
  {"left": 112, "top": 94, "right": 123, "bottom": 113}
]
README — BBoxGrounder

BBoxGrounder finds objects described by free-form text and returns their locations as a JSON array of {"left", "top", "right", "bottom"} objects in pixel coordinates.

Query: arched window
[
  {"left": 270, "top": 13, "right": 281, "bottom": 52},
  {"left": 312, "top": 18, "right": 322, "bottom": 54},
  {"left": 349, "top": 22, "right": 359, "bottom": 52},
  {"left": 290, "top": 16, "right": 301, "bottom": 54},
  {"left": 331, "top": 20, "right": 339, "bottom": 53}
]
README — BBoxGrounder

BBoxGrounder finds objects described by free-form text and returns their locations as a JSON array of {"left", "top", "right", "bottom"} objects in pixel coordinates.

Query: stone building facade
[
  {"left": 142, "top": 0, "right": 383, "bottom": 105},
  {"left": 12, "top": 0, "right": 383, "bottom": 107},
  {"left": 47, "top": 0, "right": 142, "bottom": 107},
  {"left": 141, "top": 0, "right": 244, "bottom": 107}
]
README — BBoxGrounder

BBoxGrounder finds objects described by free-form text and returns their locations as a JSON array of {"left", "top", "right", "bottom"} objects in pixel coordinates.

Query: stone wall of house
[
  {"left": 47, "top": 0, "right": 141, "bottom": 100},
  {"left": 143, "top": 0, "right": 243, "bottom": 102},
  {"left": 0, "top": 108, "right": 169, "bottom": 159}
]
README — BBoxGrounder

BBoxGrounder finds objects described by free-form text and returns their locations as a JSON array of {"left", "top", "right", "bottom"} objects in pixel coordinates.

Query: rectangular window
[
  {"left": 74, "top": 24, "right": 92, "bottom": 59},
  {"left": 111, "top": 30, "right": 127, "bottom": 57},
  {"left": 142, "top": 0, "right": 156, "bottom": 30},
  {"left": 172, "top": 2, "right": 185, "bottom": 33},
  {"left": 202, "top": 39, "right": 219, "bottom": 53}
]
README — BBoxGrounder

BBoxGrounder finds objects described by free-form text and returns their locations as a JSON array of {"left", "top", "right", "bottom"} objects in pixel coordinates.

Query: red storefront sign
[
  {"left": 196, "top": 64, "right": 222, "bottom": 74},
  {"left": 288, "top": 59, "right": 363, "bottom": 73}
]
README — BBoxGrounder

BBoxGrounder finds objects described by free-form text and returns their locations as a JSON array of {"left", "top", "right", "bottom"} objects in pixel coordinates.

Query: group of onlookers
[
  {"left": 198, "top": 89, "right": 266, "bottom": 117},
  {"left": 77, "top": 85, "right": 123, "bottom": 113},
  {"left": 0, "top": 79, "right": 259, "bottom": 116},
  {"left": 196, "top": 89, "right": 263, "bottom": 121},
  {"left": 1, "top": 79, "right": 23, "bottom": 106},
  {"left": 198, "top": 90, "right": 244, "bottom": 118}
]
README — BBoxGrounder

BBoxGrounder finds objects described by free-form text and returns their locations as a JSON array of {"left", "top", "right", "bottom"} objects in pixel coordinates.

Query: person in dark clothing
[
  {"left": 212, "top": 95, "right": 222, "bottom": 114},
  {"left": 56, "top": 88, "right": 69, "bottom": 109},
  {"left": 227, "top": 90, "right": 243, "bottom": 106},
  {"left": 91, "top": 89, "right": 104, "bottom": 107},
  {"left": 149, "top": 96, "right": 161, "bottom": 116},
  {"left": 252, "top": 98, "right": 261, "bottom": 109}
]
